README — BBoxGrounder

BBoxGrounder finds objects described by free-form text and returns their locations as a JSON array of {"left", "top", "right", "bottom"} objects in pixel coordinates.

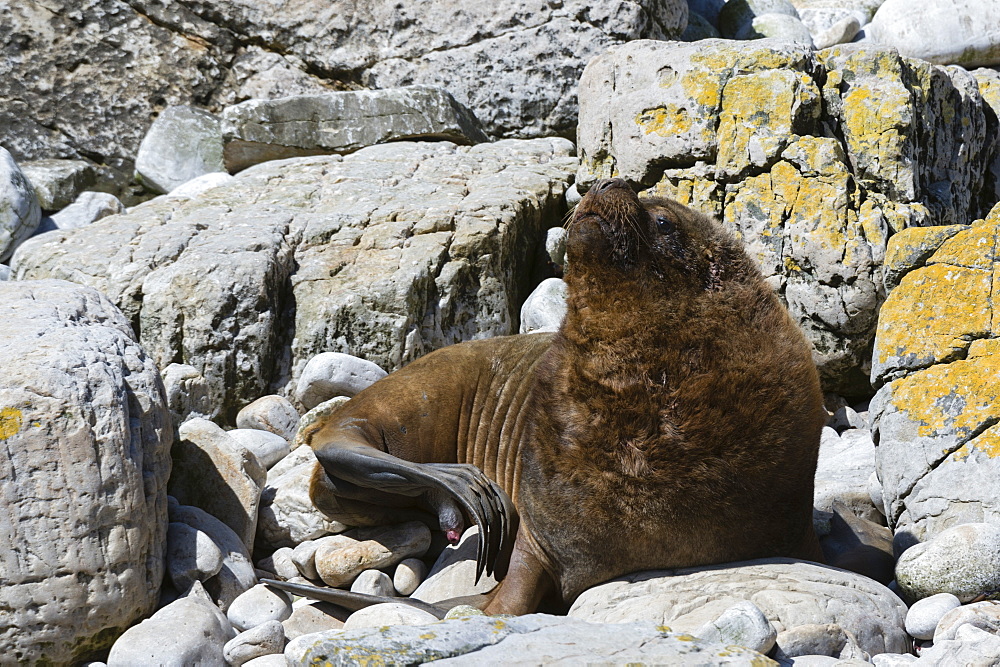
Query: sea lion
[{"left": 289, "top": 178, "right": 826, "bottom": 615}]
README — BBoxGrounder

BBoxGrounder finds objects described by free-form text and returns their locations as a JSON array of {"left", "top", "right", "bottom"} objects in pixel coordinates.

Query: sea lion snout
[{"left": 589, "top": 178, "right": 630, "bottom": 195}]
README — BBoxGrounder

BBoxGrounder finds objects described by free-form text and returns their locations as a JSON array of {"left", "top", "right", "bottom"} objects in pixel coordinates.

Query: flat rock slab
[
  {"left": 13, "top": 138, "right": 577, "bottom": 421},
  {"left": 568, "top": 558, "right": 909, "bottom": 658},
  {"left": 0, "top": 279, "right": 171, "bottom": 664},
  {"left": 285, "top": 614, "right": 775, "bottom": 665},
  {"left": 221, "top": 86, "right": 488, "bottom": 172}
]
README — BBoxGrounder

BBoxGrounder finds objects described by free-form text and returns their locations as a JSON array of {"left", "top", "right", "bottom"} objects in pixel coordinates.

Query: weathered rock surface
[
  {"left": 871, "top": 204, "right": 1000, "bottom": 545},
  {"left": 315, "top": 521, "right": 431, "bottom": 588},
  {"left": 0, "top": 147, "right": 41, "bottom": 261},
  {"left": 221, "top": 86, "right": 488, "bottom": 172},
  {"left": 166, "top": 521, "right": 225, "bottom": 592},
  {"left": 13, "top": 139, "right": 577, "bottom": 418},
  {"left": 341, "top": 603, "right": 439, "bottom": 631},
  {"left": 136, "top": 105, "right": 225, "bottom": 194},
  {"left": 864, "top": 0, "right": 1000, "bottom": 68},
  {"left": 19, "top": 158, "right": 99, "bottom": 211},
  {"left": 169, "top": 418, "right": 266, "bottom": 553},
  {"left": 236, "top": 395, "right": 300, "bottom": 443},
  {"left": 287, "top": 614, "right": 775, "bottom": 665},
  {"left": 223, "top": 620, "right": 285, "bottom": 667},
  {"left": 576, "top": 38, "right": 1000, "bottom": 393},
  {"left": 569, "top": 559, "right": 909, "bottom": 658},
  {"left": 226, "top": 429, "right": 290, "bottom": 470},
  {"left": 0, "top": 279, "right": 171, "bottom": 664},
  {"left": 258, "top": 452, "right": 347, "bottom": 550}
]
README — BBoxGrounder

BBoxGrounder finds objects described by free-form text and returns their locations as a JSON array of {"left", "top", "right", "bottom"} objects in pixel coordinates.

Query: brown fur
[{"left": 304, "top": 179, "right": 826, "bottom": 614}]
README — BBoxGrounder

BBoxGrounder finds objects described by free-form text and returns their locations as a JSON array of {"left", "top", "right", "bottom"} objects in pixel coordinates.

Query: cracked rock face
[
  {"left": 0, "top": 0, "right": 685, "bottom": 170},
  {"left": 871, "top": 202, "right": 1000, "bottom": 547},
  {"left": 12, "top": 138, "right": 577, "bottom": 422},
  {"left": 576, "top": 39, "right": 1000, "bottom": 394},
  {"left": 0, "top": 280, "right": 171, "bottom": 664}
]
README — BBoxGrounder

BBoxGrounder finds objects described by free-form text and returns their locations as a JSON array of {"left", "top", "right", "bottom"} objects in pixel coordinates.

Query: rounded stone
[
  {"left": 393, "top": 558, "right": 428, "bottom": 596},
  {"left": 227, "top": 428, "right": 290, "bottom": 469},
  {"left": 315, "top": 522, "right": 430, "bottom": 588},
  {"left": 169, "top": 172, "right": 236, "bottom": 198},
  {"left": 135, "top": 105, "right": 225, "bottom": 194},
  {"left": 934, "top": 600, "right": 1000, "bottom": 642},
  {"left": 341, "top": 603, "right": 439, "bottom": 631},
  {"left": 293, "top": 535, "right": 358, "bottom": 580},
  {"left": 0, "top": 147, "right": 41, "bottom": 261},
  {"left": 895, "top": 523, "right": 1000, "bottom": 602},
  {"left": 519, "top": 277, "right": 568, "bottom": 334},
  {"left": 223, "top": 620, "right": 285, "bottom": 667},
  {"left": 226, "top": 584, "right": 293, "bottom": 632},
  {"left": 236, "top": 395, "right": 300, "bottom": 443},
  {"left": 261, "top": 547, "right": 299, "bottom": 580},
  {"left": 696, "top": 600, "right": 777, "bottom": 654},
  {"left": 350, "top": 569, "right": 396, "bottom": 597},
  {"left": 166, "top": 521, "right": 225, "bottom": 592},
  {"left": 904, "top": 593, "right": 961, "bottom": 640},
  {"left": 295, "top": 352, "right": 388, "bottom": 410},
  {"left": 50, "top": 191, "right": 124, "bottom": 230}
]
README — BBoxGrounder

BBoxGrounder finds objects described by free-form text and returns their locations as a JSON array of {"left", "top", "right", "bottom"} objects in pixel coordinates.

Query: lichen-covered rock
[
  {"left": 871, "top": 205, "right": 1000, "bottom": 544},
  {"left": 569, "top": 559, "right": 909, "bottom": 658},
  {"left": 286, "top": 614, "right": 775, "bottom": 665},
  {"left": 13, "top": 139, "right": 576, "bottom": 418},
  {"left": 863, "top": 0, "right": 1000, "bottom": 68},
  {"left": 135, "top": 106, "right": 225, "bottom": 194},
  {"left": 0, "top": 147, "right": 41, "bottom": 261},
  {"left": 577, "top": 38, "right": 1000, "bottom": 393},
  {"left": 221, "top": 86, "right": 488, "bottom": 172},
  {"left": 0, "top": 280, "right": 171, "bottom": 664}
]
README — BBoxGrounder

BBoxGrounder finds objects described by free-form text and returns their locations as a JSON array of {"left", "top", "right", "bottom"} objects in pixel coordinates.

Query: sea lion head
[{"left": 568, "top": 178, "right": 743, "bottom": 292}]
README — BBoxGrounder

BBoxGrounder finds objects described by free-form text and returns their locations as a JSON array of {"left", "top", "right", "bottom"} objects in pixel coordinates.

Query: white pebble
[
  {"left": 261, "top": 547, "right": 299, "bottom": 580},
  {"left": 341, "top": 602, "right": 438, "bottom": 630},
  {"left": 227, "top": 428, "right": 290, "bottom": 469},
  {"left": 223, "top": 620, "right": 285, "bottom": 667},
  {"left": 696, "top": 600, "right": 777, "bottom": 654},
  {"left": 236, "top": 395, "right": 300, "bottom": 442},
  {"left": 905, "top": 592, "right": 961, "bottom": 640},
  {"left": 295, "top": 352, "right": 387, "bottom": 410},
  {"left": 351, "top": 569, "right": 396, "bottom": 597},
  {"left": 393, "top": 558, "right": 428, "bottom": 596},
  {"left": 227, "top": 583, "right": 292, "bottom": 632}
]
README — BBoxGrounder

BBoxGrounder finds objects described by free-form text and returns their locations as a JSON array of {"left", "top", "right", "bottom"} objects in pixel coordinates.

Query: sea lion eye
[{"left": 655, "top": 215, "right": 672, "bottom": 234}]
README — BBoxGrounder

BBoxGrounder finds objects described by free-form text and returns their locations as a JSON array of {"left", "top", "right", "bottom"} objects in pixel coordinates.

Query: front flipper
[{"left": 312, "top": 442, "right": 518, "bottom": 583}]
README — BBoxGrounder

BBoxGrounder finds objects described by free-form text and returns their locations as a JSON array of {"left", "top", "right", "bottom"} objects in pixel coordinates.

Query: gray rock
[
  {"left": 814, "top": 426, "right": 877, "bottom": 516},
  {"left": 933, "top": 600, "right": 1000, "bottom": 642},
  {"left": 718, "top": 0, "right": 801, "bottom": 39},
  {"left": 696, "top": 600, "right": 777, "bottom": 654},
  {"left": 751, "top": 14, "right": 815, "bottom": 45},
  {"left": 227, "top": 429, "right": 291, "bottom": 470},
  {"left": 107, "top": 582, "right": 236, "bottom": 667},
  {"left": 169, "top": 172, "right": 236, "bottom": 199},
  {"left": 282, "top": 601, "right": 347, "bottom": 639},
  {"left": 169, "top": 418, "right": 267, "bottom": 553},
  {"left": 161, "top": 363, "right": 214, "bottom": 429},
  {"left": 0, "top": 280, "right": 170, "bottom": 664},
  {"left": 569, "top": 558, "right": 909, "bottom": 657},
  {"left": 295, "top": 352, "right": 388, "bottom": 410},
  {"left": 316, "top": 522, "right": 431, "bottom": 587},
  {"left": 895, "top": 523, "right": 1000, "bottom": 603},
  {"left": 871, "top": 653, "right": 917, "bottom": 667},
  {"left": 136, "top": 105, "right": 225, "bottom": 194},
  {"left": 829, "top": 406, "right": 868, "bottom": 432},
  {"left": 166, "top": 521, "right": 225, "bottom": 592},
  {"left": 411, "top": 526, "right": 499, "bottom": 604},
  {"left": 212, "top": 47, "right": 339, "bottom": 108},
  {"left": 258, "top": 460, "right": 348, "bottom": 550},
  {"left": 918, "top": 623, "right": 1000, "bottom": 664},
  {"left": 350, "top": 569, "right": 396, "bottom": 597},
  {"left": 0, "top": 265, "right": 9, "bottom": 280},
  {"left": 342, "top": 603, "right": 439, "bottom": 631},
  {"left": 772, "top": 623, "right": 866, "bottom": 661},
  {"left": 13, "top": 139, "right": 576, "bottom": 420},
  {"left": 904, "top": 593, "right": 961, "bottom": 641},
  {"left": 393, "top": 558, "right": 428, "bottom": 596},
  {"left": 868, "top": 471, "right": 886, "bottom": 516},
  {"left": 813, "top": 15, "right": 862, "bottom": 49},
  {"left": 865, "top": 0, "right": 1000, "bottom": 67},
  {"left": 236, "top": 395, "right": 300, "bottom": 443},
  {"left": 222, "top": 86, "right": 488, "bottom": 172},
  {"left": 519, "top": 278, "right": 568, "bottom": 334},
  {"left": 690, "top": 0, "right": 727, "bottom": 25},
  {"left": 286, "top": 614, "right": 773, "bottom": 665},
  {"left": 169, "top": 502, "right": 258, "bottom": 612},
  {"left": 544, "top": 226, "right": 568, "bottom": 268},
  {"left": 242, "top": 655, "right": 288, "bottom": 667},
  {"left": 227, "top": 583, "right": 293, "bottom": 632},
  {"left": 223, "top": 619, "right": 285, "bottom": 667},
  {"left": 261, "top": 546, "right": 299, "bottom": 580},
  {"left": 681, "top": 11, "right": 723, "bottom": 41},
  {"left": 20, "top": 159, "right": 99, "bottom": 211},
  {"left": 50, "top": 191, "right": 124, "bottom": 230},
  {"left": 793, "top": 0, "right": 883, "bottom": 37},
  {"left": 266, "top": 439, "right": 319, "bottom": 482},
  {"left": 0, "top": 147, "right": 41, "bottom": 261}
]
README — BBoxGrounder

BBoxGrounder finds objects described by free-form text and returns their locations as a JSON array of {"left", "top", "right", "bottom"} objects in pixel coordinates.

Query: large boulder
[
  {"left": 0, "top": 147, "right": 41, "bottom": 261},
  {"left": 0, "top": 279, "right": 171, "bottom": 663},
  {"left": 576, "top": 38, "right": 1000, "bottom": 394},
  {"left": 12, "top": 138, "right": 577, "bottom": 420},
  {"left": 871, "top": 203, "right": 1000, "bottom": 547}
]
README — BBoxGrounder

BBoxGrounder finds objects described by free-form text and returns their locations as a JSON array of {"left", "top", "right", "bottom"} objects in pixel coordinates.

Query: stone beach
[{"left": 4, "top": 0, "right": 1000, "bottom": 664}]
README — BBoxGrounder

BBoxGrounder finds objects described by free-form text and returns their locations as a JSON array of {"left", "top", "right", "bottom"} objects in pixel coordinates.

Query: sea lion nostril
[{"left": 592, "top": 178, "right": 628, "bottom": 194}]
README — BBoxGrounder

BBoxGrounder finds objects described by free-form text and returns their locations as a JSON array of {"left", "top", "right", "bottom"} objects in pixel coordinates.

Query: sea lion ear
[{"left": 705, "top": 248, "right": 725, "bottom": 291}]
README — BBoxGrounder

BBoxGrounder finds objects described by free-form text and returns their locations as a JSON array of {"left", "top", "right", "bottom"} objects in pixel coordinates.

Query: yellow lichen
[
  {"left": 636, "top": 106, "right": 693, "bottom": 137},
  {"left": 0, "top": 407, "right": 22, "bottom": 440},
  {"left": 952, "top": 423, "right": 1000, "bottom": 461}
]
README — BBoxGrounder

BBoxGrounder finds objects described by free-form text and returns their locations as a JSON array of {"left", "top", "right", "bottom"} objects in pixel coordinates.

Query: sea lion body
[{"left": 301, "top": 179, "right": 826, "bottom": 614}]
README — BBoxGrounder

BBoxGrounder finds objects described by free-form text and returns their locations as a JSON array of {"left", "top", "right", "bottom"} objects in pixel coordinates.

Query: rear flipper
[{"left": 309, "top": 441, "right": 518, "bottom": 582}]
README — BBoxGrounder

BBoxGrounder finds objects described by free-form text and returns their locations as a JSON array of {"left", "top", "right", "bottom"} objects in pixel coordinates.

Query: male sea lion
[{"left": 289, "top": 178, "right": 826, "bottom": 615}]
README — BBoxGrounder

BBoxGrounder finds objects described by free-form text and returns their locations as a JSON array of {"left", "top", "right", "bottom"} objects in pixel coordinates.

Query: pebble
[
  {"left": 226, "top": 428, "right": 290, "bottom": 469},
  {"left": 350, "top": 569, "right": 396, "bottom": 597},
  {"left": 544, "top": 225, "right": 568, "bottom": 267},
  {"left": 282, "top": 601, "right": 347, "bottom": 639},
  {"left": 933, "top": 600, "right": 1000, "bottom": 642},
  {"left": 696, "top": 600, "right": 777, "bottom": 654},
  {"left": 49, "top": 191, "right": 123, "bottom": 229},
  {"left": 295, "top": 351, "right": 388, "bottom": 410},
  {"left": 895, "top": 522, "right": 1000, "bottom": 602},
  {"left": 393, "top": 557, "right": 428, "bottom": 596},
  {"left": 260, "top": 546, "right": 299, "bottom": 580},
  {"left": 813, "top": 15, "right": 861, "bottom": 49},
  {"left": 904, "top": 592, "right": 961, "bottom": 640},
  {"left": 316, "top": 521, "right": 431, "bottom": 587},
  {"left": 411, "top": 525, "right": 499, "bottom": 604},
  {"left": 226, "top": 583, "right": 293, "bottom": 632},
  {"left": 519, "top": 277, "right": 568, "bottom": 334},
  {"left": 294, "top": 535, "right": 358, "bottom": 580},
  {"left": 165, "top": 521, "right": 224, "bottom": 592},
  {"left": 341, "top": 602, "right": 439, "bottom": 631},
  {"left": 750, "top": 13, "right": 815, "bottom": 44},
  {"left": 236, "top": 395, "right": 300, "bottom": 443},
  {"left": 223, "top": 620, "right": 285, "bottom": 667}
]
